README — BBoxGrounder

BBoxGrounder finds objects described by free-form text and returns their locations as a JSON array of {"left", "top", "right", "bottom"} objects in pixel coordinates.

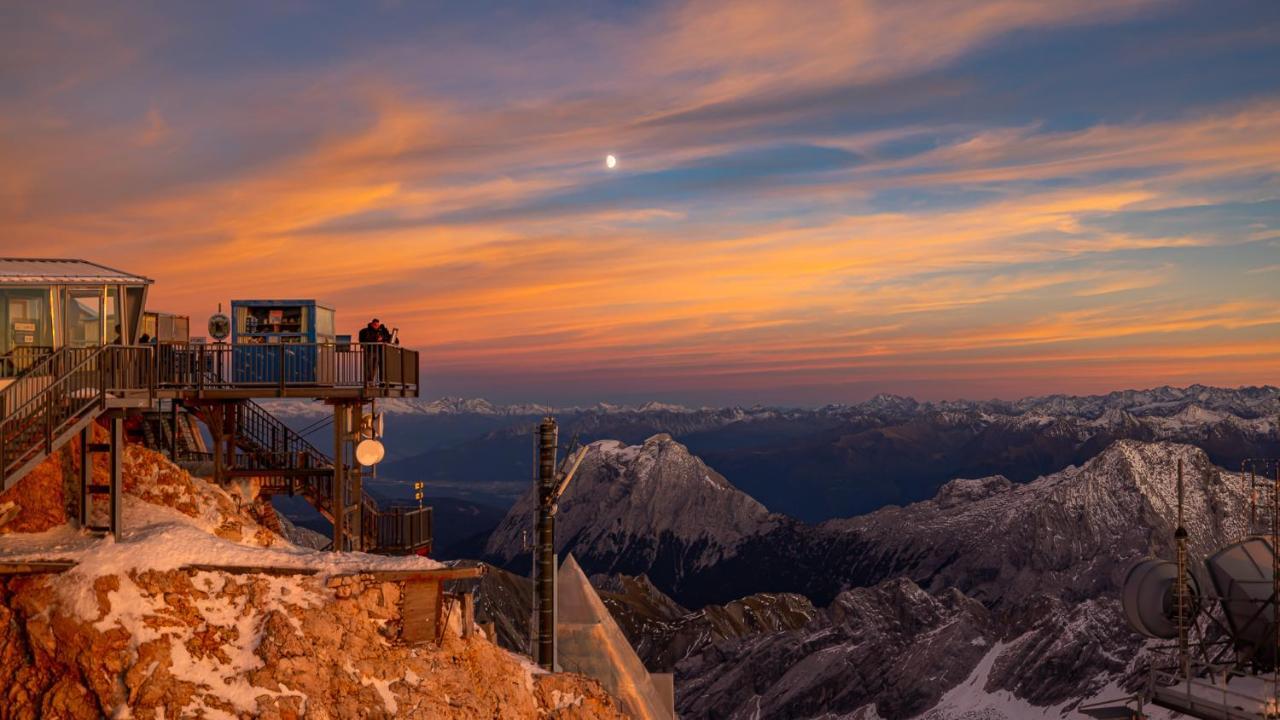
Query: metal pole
[
  {"left": 110, "top": 415, "right": 123, "bottom": 541},
  {"left": 332, "top": 403, "right": 346, "bottom": 552},
  {"left": 79, "top": 425, "right": 90, "bottom": 526},
  {"left": 350, "top": 402, "right": 363, "bottom": 552},
  {"left": 1175, "top": 458, "right": 1189, "bottom": 681},
  {"left": 170, "top": 399, "right": 179, "bottom": 460},
  {"left": 534, "top": 417, "right": 559, "bottom": 670}
]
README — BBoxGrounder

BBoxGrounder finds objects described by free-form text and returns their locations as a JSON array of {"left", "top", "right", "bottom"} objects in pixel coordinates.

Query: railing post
[
  {"left": 44, "top": 382, "right": 54, "bottom": 455},
  {"left": 278, "top": 344, "right": 286, "bottom": 394}
]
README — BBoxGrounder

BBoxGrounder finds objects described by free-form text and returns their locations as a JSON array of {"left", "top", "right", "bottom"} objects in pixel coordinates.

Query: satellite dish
[
  {"left": 1122, "top": 558, "right": 1200, "bottom": 639},
  {"left": 360, "top": 413, "right": 386, "bottom": 439},
  {"left": 208, "top": 313, "right": 231, "bottom": 341},
  {"left": 355, "top": 439, "right": 385, "bottom": 466}
]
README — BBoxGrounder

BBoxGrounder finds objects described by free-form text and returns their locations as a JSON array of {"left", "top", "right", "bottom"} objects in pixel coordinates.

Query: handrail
[
  {"left": 2, "top": 346, "right": 106, "bottom": 426},
  {"left": 0, "top": 346, "right": 72, "bottom": 418},
  {"left": 0, "top": 346, "right": 55, "bottom": 380},
  {"left": 188, "top": 396, "right": 429, "bottom": 552},
  {"left": 153, "top": 342, "right": 419, "bottom": 394},
  {"left": 1, "top": 345, "right": 156, "bottom": 483}
]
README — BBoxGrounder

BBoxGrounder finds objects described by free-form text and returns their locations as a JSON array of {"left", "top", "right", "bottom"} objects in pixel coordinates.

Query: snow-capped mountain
[
  {"left": 263, "top": 384, "right": 1280, "bottom": 421},
  {"left": 662, "top": 439, "right": 1249, "bottom": 719},
  {"left": 481, "top": 437, "right": 1250, "bottom": 718},
  {"left": 484, "top": 434, "right": 777, "bottom": 586}
]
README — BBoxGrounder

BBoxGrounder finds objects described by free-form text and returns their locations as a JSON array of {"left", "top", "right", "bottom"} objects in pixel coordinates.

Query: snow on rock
[
  {"left": 485, "top": 434, "right": 777, "bottom": 587},
  {"left": 0, "top": 437, "right": 628, "bottom": 719}
]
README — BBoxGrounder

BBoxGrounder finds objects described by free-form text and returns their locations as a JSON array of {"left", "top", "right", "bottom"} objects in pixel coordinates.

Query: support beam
[
  {"left": 534, "top": 417, "right": 559, "bottom": 670},
  {"left": 170, "top": 399, "right": 179, "bottom": 460},
  {"left": 78, "top": 425, "right": 90, "bottom": 527},
  {"left": 110, "top": 415, "right": 123, "bottom": 540},
  {"left": 332, "top": 403, "right": 346, "bottom": 551},
  {"left": 211, "top": 404, "right": 225, "bottom": 486}
]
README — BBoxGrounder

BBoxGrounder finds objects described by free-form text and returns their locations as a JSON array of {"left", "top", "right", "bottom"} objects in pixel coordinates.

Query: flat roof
[{"left": 0, "top": 258, "right": 153, "bottom": 285}]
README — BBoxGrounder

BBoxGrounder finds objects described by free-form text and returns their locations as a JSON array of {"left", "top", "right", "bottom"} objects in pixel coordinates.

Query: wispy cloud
[{"left": 1, "top": 0, "right": 1276, "bottom": 403}]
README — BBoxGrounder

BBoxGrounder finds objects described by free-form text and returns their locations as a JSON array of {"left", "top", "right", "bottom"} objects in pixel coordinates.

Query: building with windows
[{"left": 0, "top": 258, "right": 151, "bottom": 383}]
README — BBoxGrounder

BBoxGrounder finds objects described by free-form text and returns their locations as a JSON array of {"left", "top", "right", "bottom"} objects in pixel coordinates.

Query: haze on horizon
[{"left": 2, "top": 1, "right": 1277, "bottom": 407}]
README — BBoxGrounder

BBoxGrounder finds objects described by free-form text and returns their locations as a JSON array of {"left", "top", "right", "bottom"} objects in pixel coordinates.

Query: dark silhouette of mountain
[{"left": 333, "top": 385, "right": 1278, "bottom": 522}]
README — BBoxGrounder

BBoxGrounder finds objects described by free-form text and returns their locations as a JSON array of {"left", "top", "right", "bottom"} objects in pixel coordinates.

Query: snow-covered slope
[
  {"left": 0, "top": 439, "right": 627, "bottom": 719},
  {"left": 477, "top": 435, "right": 1247, "bottom": 719},
  {"left": 650, "top": 440, "right": 1248, "bottom": 719},
  {"left": 485, "top": 434, "right": 777, "bottom": 589}
]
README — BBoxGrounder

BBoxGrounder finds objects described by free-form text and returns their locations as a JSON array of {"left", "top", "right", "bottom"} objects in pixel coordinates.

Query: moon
[{"left": 605, "top": 154, "right": 618, "bottom": 169}]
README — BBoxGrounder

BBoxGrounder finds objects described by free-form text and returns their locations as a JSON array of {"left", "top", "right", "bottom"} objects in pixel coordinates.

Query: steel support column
[
  {"left": 534, "top": 417, "right": 559, "bottom": 670},
  {"left": 78, "top": 426, "right": 90, "bottom": 527},
  {"left": 110, "top": 415, "right": 123, "bottom": 540},
  {"left": 330, "top": 401, "right": 364, "bottom": 552},
  {"left": 332, "top": 403, "right": 346, "bottom": 551}
]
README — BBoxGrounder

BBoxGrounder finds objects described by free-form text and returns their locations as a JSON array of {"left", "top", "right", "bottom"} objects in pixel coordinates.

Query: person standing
[{"left": 359, "top": 318, "right": 394, "bottom": 382}]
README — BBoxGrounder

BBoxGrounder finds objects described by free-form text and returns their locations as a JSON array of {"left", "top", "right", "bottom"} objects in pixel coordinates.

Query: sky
[{"left": 1, "top": 0, "right": 1278, "bottom": 406}]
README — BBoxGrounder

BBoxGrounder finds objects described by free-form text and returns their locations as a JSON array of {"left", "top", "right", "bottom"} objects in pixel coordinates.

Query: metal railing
[
  {"left": 153, "top": 342, "right": 419, "bottom": 394},
  {"left": 365, "top": 504, "right": 433, "bottom": 554},
  {"left": 0, "top": 346, "right": 54, "bottom": 379},
  {"left": 0, "top": 345, "right": 154, "bottom": 483},
  {"left": 190, "top": 395, "right": 431, "bottom": 554}
]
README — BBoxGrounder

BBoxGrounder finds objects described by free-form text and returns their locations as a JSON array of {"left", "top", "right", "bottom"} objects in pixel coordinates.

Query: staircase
[
  {"left": 1, "top": 345, "right": 429, "bottom": 554},
  {"left": 180, "top": 399, "right": 432, "bottom": 554},
  {"left": 1, "top": 346, "right": 153, "bottom": 491}
]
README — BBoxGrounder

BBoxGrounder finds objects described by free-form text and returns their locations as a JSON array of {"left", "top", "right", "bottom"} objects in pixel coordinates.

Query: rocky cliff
[
  {"left": 485, "top": 434, "right": 778, "bottom": 593},
  {"left": 0, "top": 434, "right": 627, "bottom": 720},
  {"left": 479, "top": 436, "right": 1244, "bottom": 718}
]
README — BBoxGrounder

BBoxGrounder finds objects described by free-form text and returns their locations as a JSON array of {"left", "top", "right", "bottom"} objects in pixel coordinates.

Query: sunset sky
[{"left": 2, "top": 1, "right": 1278, "bottom": 406}]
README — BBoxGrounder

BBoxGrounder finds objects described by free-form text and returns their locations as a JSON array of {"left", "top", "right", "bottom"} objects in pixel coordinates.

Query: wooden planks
[
  {"left": 358, "top": 566, "right": 485, "bottom": 584},
  {"left": 401, "top": 578, "right": 442, "bottom": 645},
  {"left": 0, "top": 560, "right": 77, "bottom": 575}
]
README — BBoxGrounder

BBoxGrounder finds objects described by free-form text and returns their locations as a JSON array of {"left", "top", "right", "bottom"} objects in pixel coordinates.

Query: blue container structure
[{"left": 230, "top": 300, "right": 336, "bottom": 384}]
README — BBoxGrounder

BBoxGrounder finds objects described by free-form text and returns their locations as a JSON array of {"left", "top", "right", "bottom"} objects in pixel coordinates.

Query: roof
[
  {"left": 0, "top": 258, "right": 153, "bottom": 285},
  {"left": 231, "top": 299, "right": 335, "bottom": 309}
]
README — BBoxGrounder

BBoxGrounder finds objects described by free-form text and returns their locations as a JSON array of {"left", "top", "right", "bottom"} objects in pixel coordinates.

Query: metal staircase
[
  {"left": 1, "top": 344, "right": 429, "bottom": 553},
  {"left": 178, "top": 399, "right": 432, "bottom": 554},
  {"left": 1, "top": 346, "right": 152, "bottom": 491}
]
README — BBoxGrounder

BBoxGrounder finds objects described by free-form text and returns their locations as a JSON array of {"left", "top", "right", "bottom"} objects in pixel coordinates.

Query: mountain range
[{"left": 478, "top": 433, "right": 1254, "bottom": 718}]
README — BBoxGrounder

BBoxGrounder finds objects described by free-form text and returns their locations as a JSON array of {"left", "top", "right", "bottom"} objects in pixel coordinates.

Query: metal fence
[
  {"left": 153, "top": 342, "right": 418, "bottom": 393},
  {"left": 0, "top": 346, "right": 54, "bottom": 379},
  {"left": 1, "top": 345, "right": 154, "bottom": 481},
  {"left": 366, "top": 504, "right": 433, "bottom": 554}
]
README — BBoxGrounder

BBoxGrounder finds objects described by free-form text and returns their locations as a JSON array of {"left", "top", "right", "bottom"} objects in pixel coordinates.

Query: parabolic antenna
[
  {"left": 361, "top": 413, "right": 385, "bottom": 439},
  {"left": 1122, "top": 558, "right": 1200, "bottom": 639},
  {"left": 355, "top": 439, "right": 385, "bottom": 466}
]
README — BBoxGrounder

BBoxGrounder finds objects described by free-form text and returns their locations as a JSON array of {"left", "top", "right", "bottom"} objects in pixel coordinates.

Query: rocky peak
[
  {"left": 485, "top": 434, "right": 775, "bottom": 593},
  {"left": 934, "top": 475, "right": 1015, "bottom": 508}
]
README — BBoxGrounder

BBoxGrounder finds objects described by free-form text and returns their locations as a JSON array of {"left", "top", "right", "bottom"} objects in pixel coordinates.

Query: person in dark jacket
[{"left": 359, "top": 318, "right": 394, "bottom": 382}]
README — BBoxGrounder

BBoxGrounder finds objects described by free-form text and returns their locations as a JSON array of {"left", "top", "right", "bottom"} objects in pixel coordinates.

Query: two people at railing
[{"left": 358, "top": 318, "right": 399, "bottom": 383}]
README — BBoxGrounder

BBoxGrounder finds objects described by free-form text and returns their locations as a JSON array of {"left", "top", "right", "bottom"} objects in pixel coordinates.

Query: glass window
[
  {"left": 316, "top": 307, "right": 335, "bottom": 341},
  {"left": 1, "top": 287, "right": 53, "bottom": 373},
  {"left": 104, "top": 287, "right": 120, "bottom": 344},
  {"left": 66, "top": 288, "right": 103, "bottom": 346},
  {"left": 125, "top": 286, "right": 145, "bottom": 343}
]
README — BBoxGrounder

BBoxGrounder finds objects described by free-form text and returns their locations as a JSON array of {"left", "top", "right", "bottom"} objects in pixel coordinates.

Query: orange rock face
[
  {"left": 0, "top": 423, "right": 110, "bottom": 534},
  {"left": 0, "top": 430, "right": 629, "bottom": 719},
  {"left": 1, "top": 568, "right": 627, "bottom": 719}
]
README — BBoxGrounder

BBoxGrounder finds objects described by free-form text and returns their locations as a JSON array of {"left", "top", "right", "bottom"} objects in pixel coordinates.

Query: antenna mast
[
  {"left": 533, "top": 417, "right": 559, "bottom": 670},
  {"left": 1175, "top": 457, "right": 1189, "bottom": 681}
]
